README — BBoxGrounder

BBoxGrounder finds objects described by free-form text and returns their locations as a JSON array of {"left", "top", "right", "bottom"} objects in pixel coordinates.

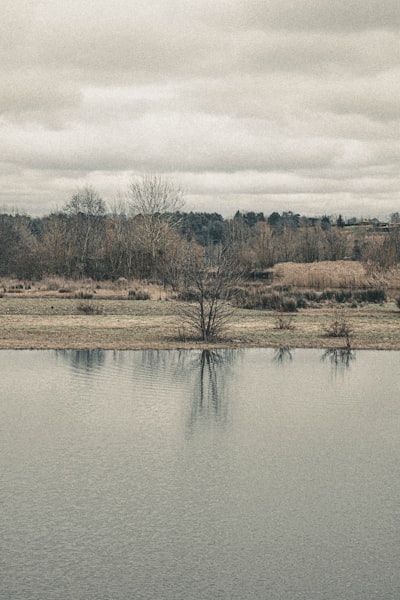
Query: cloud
[
  {"left": 226, "top": 0, "right": 400, "bottom": 32},
  {"left": 0, "top": 0, "right": 399, "bottom": 217}
]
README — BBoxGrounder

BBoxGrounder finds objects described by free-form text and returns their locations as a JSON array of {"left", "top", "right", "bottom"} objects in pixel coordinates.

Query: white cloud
[{"left": 0, "top": 0, "right": 399, "bottom": 217}]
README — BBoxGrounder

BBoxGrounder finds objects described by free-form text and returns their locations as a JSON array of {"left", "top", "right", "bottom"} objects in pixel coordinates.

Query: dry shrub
[
  {"left": 274, "top": 315, "right": 295, "bottom": 329},
  {"left": 76, "top": 301, "right": 102, "bottom": 315},
  {"left": 1, "top": 278, "right": 32, "bottom": 292},
  {"left": 128, "top": 289, "right": 150, "bottom": 300},
  {"left": 325, "top": 308, "right": 353, "bottom": 345},
  {"left": 232, "top": 285, "right": 298, "bottom": 312},
  {"left": 74, "top": 290, "right": 94, "bottom": 299},
  {"left": 39, "top": 276, "right": 82, "bottom": 292}
]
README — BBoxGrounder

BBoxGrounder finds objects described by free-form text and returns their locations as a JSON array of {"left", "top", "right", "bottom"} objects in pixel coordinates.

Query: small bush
[
  {"left": 274, "top": 315, "right": 295, "bottom": 330},
  {"left": 229, "top": 287, "right": 250, "bottom": 307},
  {"left": 42, "top": 277, "right": 65, "bottom": 291},
  {"left": 231, "top": 287, "right": 269, "bottom": 309},
  {"left": 74, "top": 291, "right": 93, "bottom": 300},
  {"left": 280, "top": 297, "right": 298, "bottom": 312},
  {"left": 396, "top": 297, "right": 400, "bottom": 310},
  {"left": 354, "top": 288, "right": 386, "bottom": 304},
  {"left": 320, "top": 289, "right": 352, "bottom": 303},
  {"left": 334, "top": 290, "right": 353, "bottom": 303},
  {"left": 233, "top": 288, "right": 299, "bottom": 312},
  {"left": 325, "top": 310, "right": 353, "bottom": 344},
  {"left": 303, "top": 290, "right": 319, "bottom": 302},
  {"left": 76, "top": 302, "right": 102, "bottom": 315},
  {"left": 295, "top": 295, "right": 308, "bottom": 309},
  {"left": 177, "top": 289, "right": 200, "bottom": 302},
  {"left": 260, "top": 292, "right": 282, "bottom": 310},
  {"left": 128, "top": 289, "right": 150, "bottom": 300}
]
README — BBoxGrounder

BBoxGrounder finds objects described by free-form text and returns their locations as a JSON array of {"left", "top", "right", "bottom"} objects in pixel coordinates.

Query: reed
[{"left": 272, "top": 261, "right": 392, "bottom": 290}]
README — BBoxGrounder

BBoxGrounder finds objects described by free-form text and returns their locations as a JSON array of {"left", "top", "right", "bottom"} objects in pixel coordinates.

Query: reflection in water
[
  {"left": 2, "top": 348, "right": 400, "bottom": 600},
  {"left": 186, "top": 349, "right": 237, "bottom": 433},
  {"left": 322, "top": 347, "right": 356, "bottom": 370},
  {"left": 273, "top": 347, "right": 293, "bottom": 363},
  {"left": 57, "top": 349, "right": 106, "bottom": 373}
]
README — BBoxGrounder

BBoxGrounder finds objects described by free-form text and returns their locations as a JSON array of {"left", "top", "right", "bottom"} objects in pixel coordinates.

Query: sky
[{"left": 1, "top": 0, "right": 399, "bottom": 218}]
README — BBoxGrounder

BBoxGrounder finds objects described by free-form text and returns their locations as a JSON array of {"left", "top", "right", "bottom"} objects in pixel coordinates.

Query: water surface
[{"left": 1, "top": 348, "right": 400, "bottom": 599}]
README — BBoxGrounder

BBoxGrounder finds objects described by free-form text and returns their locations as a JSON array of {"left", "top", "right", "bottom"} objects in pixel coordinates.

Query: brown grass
[
  {"left": 1, "top": 268, "right": 400, "bottom": 350},
  {"left": 0, "top": 277, "right": 171, "bottom": 300},
  {"left": 272, "top": 260, "right": 400, "bottom": 291},
  {"left": 0, "top": 296, "right": 399, "bottom": 350}
]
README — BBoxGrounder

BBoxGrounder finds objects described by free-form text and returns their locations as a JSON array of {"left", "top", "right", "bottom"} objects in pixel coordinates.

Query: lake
[{"left": 1, "top": 348, "right": 400, "bottom": 599}]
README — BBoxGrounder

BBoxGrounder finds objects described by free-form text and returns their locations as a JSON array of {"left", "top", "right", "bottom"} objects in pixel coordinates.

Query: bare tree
[
  {"left": 252, "top": 221, "right": 275, "bottom": 268},
  {"left": 62, "top": 186, "right": 107, "bottom": 278},
  {"left": 64, "top": 185, "right": 107, "bottom": 218},
  {"left": 0, "top": 213, "right": 40, "bottom": 278},
  {"left": 178, "top": 243, "right": 241, "bottom": 342},
  {"left": 127, "top": 174, "right": 184, "bottom": 278}
]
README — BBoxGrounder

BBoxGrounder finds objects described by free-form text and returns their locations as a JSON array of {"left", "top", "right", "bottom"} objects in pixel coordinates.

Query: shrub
[
  {"left": 74, "top": 291, "right": 93, "bottom": 300},
  {"left": 354, "top": 288, "right": 386, "bottom": 304},
  {"left": 274, "top": 315, "right": 295, "bottom": 329},
  {"left": 334, "top": 290, "right": 353, "bottom": 303},
  {"left": 396, "top": 297, "right": 400, "bottom": 310},
  {"left": 177, "top": 289, "right": 200, "bottom": 302},
  {"left": 128, "top": 289, "right": 150, "bottom": 300},
  {"left": 260, "top": 292, "right": 282, "bottom": 310},
  {"left": 295, "top": 294, "right": 308, "bottom": 309},
  {"left": 303, "top": 290, "right": 320, "bottom": 302},
  {"left": 229, "top": 286, "right": 251, "bottom": 307},
  {"left": 76, "top": 302, "right": 102, "bottom": 315},
  {"left": 325, "top": 309, "right": 353, "bottom": 345},
  {"left": 232, "top": 288, "right": 299, "bottom": 312},
  {"left": 231, "top": 287, "right": 273, "bottom": 309},
  {"left": 280, "top": 297, "right": 298, "bottom": 312},
  {"left": 320, "top": 289, "right": 352, "bottom": 303}
]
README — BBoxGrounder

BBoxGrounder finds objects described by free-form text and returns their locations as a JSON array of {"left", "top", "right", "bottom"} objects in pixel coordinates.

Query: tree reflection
[
  {"left": 322, "top": 347, "right": 355, "bottom": 370},
  {"left": 186, "top": 349, "right": 237, "bottom": 433},
  {"left": 273, "top": 347, "right": 293, "bottom": 363},
  {"left": 56, "top": 349, "right": 106, "bottom": 373}
]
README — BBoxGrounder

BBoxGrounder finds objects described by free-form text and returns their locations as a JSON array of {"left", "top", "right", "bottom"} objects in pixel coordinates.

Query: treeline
[{"left": 1, "top": 182, "right": 399, "bottom": 281}]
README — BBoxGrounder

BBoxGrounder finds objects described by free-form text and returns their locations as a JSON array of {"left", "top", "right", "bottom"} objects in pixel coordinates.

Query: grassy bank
[{"left": 0, "top": 294, "right": 399, "bottom": 350}]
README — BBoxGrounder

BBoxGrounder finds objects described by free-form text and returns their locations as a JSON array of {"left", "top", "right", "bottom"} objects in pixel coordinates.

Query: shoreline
[{"left": 0, "top": 296, "right": 399, "bottom": 351}]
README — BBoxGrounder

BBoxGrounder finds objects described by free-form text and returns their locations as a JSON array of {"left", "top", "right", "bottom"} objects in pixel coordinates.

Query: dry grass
[
  {"left": 1, "top": 267, "right": 400, "bottom": 350},
  {"left": 272, "top": 260, "right": 400, "bottom": 291},
  {"left": 0, "top": 296, "right": 399, "bottom": 350},
  {"left": 0, "top": 277, "right": 172, "bottom": 301}
]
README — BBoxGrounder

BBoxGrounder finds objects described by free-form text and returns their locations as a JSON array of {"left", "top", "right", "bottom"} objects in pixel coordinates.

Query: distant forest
[{"left": 1, "top": 185, "right": 400, "bottom": 281}]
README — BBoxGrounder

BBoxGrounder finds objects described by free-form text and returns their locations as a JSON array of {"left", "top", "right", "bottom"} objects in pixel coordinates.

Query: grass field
[{"left": 0, "top": 293, "right": 399, "bottom": 350}]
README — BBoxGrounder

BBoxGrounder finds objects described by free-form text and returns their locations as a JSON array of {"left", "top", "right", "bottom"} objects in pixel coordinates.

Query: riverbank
[{"left": 0, "top": 296, "right": 399, "bottom": 350}]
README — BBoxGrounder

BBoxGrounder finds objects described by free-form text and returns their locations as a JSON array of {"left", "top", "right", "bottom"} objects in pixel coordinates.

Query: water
[{"left": 1, "top": 348, "right": 400, "bottom": 599}]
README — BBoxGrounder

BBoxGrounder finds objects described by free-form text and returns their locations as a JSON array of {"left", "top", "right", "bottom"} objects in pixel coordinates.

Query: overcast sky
[{"left": 1, "top": 0, "right": 399, "bottom": 218}]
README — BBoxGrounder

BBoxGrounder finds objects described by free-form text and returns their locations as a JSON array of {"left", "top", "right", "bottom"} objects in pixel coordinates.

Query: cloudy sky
[{"left": 1, "top": 0, "right": 399, "bottom": 218}]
